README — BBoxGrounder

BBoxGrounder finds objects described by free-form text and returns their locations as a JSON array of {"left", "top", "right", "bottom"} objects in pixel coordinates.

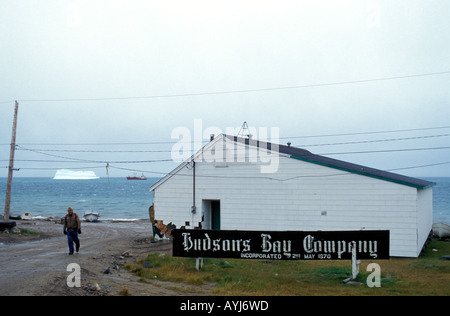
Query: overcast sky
[{"left": 1, "top": 0, "right": 449, "bottom": 178}]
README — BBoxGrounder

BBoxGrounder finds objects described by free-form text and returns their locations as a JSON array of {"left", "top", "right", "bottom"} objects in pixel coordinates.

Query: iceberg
[{"left": 53, "top": 169, "right": 100, "bottom": 180}]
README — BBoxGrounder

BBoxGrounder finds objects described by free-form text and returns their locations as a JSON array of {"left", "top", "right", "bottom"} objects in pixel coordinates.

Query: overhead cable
[
  {"left": 6, "top": 125, "right": 450, "bottom": 148},
  {"left": 320, "top": 146, "right": 450, "bottom": 155},
  {"left": 3, "top": 71, "right": 449, "bottom": 103}
]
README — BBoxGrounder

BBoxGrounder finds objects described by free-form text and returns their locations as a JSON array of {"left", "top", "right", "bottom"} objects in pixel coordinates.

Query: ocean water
[
  {"left": 0, "top": 177, "right": 158, "bottom": 220},
  {"left": 0, "top": 177, "right": 449, "bottom": 223},
  {"left": 426, "top": 177, "right": 450, "bottom": 224}
]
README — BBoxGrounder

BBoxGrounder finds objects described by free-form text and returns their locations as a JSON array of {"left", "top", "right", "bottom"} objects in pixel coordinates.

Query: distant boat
[
  {"left": 127, "top": 173, "right": 147, "bottom": 180},
  {"left": 83, "top": 211, "right": 100, "bottom": 222},
  {"left": 21, "top": 212, "right": 33, "bottom": 220}
]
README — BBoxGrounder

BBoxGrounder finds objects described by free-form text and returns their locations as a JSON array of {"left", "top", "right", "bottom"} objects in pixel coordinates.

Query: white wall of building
[{"left": 152, "top": 135, "right": 432, "bottom": 257}]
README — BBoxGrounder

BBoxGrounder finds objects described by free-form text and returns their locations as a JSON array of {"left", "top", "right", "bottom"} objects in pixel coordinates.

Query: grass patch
[
  {"left": 126, "top": 240, "right": 450, "bottom": 296},
  {"left": 126, "top": 254, "right": 214, "bottom": 286}
]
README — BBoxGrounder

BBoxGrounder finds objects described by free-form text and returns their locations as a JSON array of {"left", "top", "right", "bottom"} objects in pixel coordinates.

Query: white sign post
[{"left": 343, "top": 245, "right": 361, "bottom": 284}]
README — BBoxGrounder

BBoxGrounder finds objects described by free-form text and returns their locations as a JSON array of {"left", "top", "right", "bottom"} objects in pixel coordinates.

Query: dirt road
[{"left": 0, "top": 219, "right": 209, "bottom": 296}]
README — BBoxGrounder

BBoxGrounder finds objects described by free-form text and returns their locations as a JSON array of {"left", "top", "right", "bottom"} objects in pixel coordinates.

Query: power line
[
  {"left": 5, "top": 158, "right": 173, "bottom": 164},
  {"left": 281, "top": 125, "right": 450, "bottom": 140},
  {"left": 17, "top": 166, "right": 106, "bottom": 170},
  {"left": 12, "top": 142, "right": 450, "bottom": 167},
  {"left": 6, "top": 141, "right": 177, "bottom": 146},
  {"left": 11, "top": 132, "right": 450, "bottom": 159},
  {"left": 9, "top": 133, "right": 450, "bottom": 155},
  {"left": 19, "top": 149, "right": 174, "bottom": 153},
  {"left": 8, "top": 160, "right": 450, "bottom": 183},
  {"left": 319, "top": 146, "right": 450, "bottom": 156},
  {"left": 14, "top": 146, "right": 174, "bottom": 164},
  {"left": 4, "top": 71, "right": 449, "bottom": 103},
  {"left": 6, "top": 125, "right": 450, "bottom": 176},
  {"left": 294, "top": 133, "right": 450, "bottom": 148},
  {"left": 9, "top": 142, "right": 450, "bottom": 178},
  {"left": 106, "top": 160, "right": 450, "bottom": 181},
  {"left": 387, "top": 161, "right": 450, "bottom": 172},
  {"left": 5, "top": 125, "right": 450, "bottom": 147}
]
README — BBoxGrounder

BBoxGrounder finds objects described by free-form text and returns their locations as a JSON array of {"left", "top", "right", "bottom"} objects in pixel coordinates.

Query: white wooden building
[{"left": 150, "top": 134, "right": 434, "bottom": 258}]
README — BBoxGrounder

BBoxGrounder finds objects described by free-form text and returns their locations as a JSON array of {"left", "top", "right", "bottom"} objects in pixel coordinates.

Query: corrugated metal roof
[{"left": 226, "top": 135, "right": 435, "bottom": 189}]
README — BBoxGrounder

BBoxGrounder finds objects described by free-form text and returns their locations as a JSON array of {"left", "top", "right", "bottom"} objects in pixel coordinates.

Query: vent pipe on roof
[
  {"left": 287, "top": 142, "right": 291, "bottom": 147},
  {"left": 210, "top": 134, "right": 215, "bottom": 141}
]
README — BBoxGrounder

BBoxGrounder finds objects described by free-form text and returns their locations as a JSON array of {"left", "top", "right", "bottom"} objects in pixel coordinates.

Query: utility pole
[{"left": 3, "top": 101, "right": 19, "bottom": 221}]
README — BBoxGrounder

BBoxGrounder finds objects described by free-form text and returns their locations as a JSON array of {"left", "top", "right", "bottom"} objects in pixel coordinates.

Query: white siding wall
[
  {"left": 153, "top": 137, "right": 429, "bottom": 257},
  {"left": 416, "top": 188, "right": 433, "bottom": 256}
]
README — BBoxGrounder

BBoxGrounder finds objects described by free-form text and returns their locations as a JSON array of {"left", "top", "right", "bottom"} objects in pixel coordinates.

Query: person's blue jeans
[{"left": 67, "top": 230, "right": 80, "bottom": 254}]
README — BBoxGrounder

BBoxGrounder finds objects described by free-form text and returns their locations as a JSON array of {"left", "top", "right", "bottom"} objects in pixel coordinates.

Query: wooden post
[
  {"left": 196, "top": 257, "right": 203, "bottom": 270},
  {"left": 351, "top": 245, "right": 361, "bottom": 279},
  {"left": 3, "top": 101, "right": 19, "bottom": 221},
  {"left": 343, "top": 244, "right": 361, "bottom": 284}
]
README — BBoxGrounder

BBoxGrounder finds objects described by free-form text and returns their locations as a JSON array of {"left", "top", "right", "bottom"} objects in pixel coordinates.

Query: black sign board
[{"left": 172, "top": 229, "right": 390, "bottom": 260}]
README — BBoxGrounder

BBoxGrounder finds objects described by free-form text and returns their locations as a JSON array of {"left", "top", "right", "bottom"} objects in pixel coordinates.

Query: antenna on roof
[{"left": 237, "top": 121, "right": 253, "bottom": 139}]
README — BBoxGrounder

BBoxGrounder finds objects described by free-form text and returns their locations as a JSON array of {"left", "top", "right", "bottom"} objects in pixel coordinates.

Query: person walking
[{"left": 63, "top": 207, "right": 81, "bottom": 255}]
